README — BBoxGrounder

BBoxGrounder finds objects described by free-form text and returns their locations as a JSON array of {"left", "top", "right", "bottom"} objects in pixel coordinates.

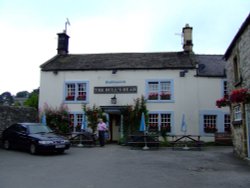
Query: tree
[
  {"left": 16, "top": 91, "right": 29, "bottom": 98},
  {"left": 0, "top": 92, "right": 14, "bottom": 105},
  {"left": 24, "top": 89, "right": 39, "bottom": 109}
]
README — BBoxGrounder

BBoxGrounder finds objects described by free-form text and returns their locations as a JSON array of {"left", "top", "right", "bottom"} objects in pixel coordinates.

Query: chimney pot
[{"left": 182, "top": 24, "right": 193, "bottom": 53}]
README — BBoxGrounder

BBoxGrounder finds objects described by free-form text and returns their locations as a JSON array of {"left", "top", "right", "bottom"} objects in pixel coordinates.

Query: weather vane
[{"left": 64, "top": 18, "right": 70, "bottom": 33}]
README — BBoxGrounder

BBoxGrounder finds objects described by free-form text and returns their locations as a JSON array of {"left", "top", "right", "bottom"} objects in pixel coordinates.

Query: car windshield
[{"left": 28, "top": 125, "right": 53, "bottom": 134}]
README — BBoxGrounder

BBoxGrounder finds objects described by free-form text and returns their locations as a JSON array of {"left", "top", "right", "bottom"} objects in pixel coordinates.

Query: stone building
[{"left": 224, "top": 13, "right": 250, "bottom": 158}]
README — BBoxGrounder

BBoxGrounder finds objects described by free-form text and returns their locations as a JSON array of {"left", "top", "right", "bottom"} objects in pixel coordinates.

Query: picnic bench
[
  {"left": 168, "top": 135, "right": 204, "bottom": 150},
  {"left": 66, "top": 131, "right": 97, "bottom": 147},
  {"left": 214, "top": 133, "right": 232, "bottom": 145},
  {"left": 127, "top": 133, "right": 160, "bottom": 149}
]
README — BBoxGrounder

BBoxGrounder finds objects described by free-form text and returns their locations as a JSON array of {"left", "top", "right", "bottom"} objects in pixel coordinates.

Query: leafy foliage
[
  {"left": 16, "top": 91, "right": 29, "bottom": 98},
  {"left": 24, "top": 89, "right": 39, "bottom": 109},
  {"left": 42, "top": 103, "right": 70, "bottom": 134},
  {"left": 83, "top": 105, "right": 107, "bottom": 132},
  {"left": 0, "top": 92, "right": 14, "bottom": 105}
]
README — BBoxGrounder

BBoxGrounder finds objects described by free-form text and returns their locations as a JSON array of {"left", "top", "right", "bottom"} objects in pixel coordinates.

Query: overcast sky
[{"left": 0, "top": 0, "right": 249, "bottom": 95}]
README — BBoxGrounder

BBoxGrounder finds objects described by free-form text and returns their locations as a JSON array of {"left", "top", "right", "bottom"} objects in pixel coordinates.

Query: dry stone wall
[{"left": 0, "top": 106, "right": 38, "bottom": 138}]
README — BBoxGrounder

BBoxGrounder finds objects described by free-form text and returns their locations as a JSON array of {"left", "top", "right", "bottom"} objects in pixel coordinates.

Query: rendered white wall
[{"left": 39, "top": 69, "right": 229, "bottom": 140}]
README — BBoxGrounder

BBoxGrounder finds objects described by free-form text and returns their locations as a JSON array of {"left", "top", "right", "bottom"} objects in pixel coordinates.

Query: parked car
[{"left": 2, "top": 123, "right": 70, "bottom": 154}]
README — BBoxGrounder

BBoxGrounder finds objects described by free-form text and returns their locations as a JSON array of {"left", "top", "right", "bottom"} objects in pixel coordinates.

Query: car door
[
  {"left": 15, "top": 124, "right": 29, "bottom": 149},
  {"left": 5, "top": 124, "right": 19, "bottom": 148}
]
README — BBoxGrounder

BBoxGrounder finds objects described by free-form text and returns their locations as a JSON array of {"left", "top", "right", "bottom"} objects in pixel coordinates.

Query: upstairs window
[
  {"left": 233, "top": 56, "right": 241, "bottom": 85},
  {"left": 147, "top": 80, "right": 173, "bottom": 101},
  {"left": 65, "top": 82, "right": 88, "bottom": 102},
  {"left": 223, "top": 81, "right": 228, "bottom": 97}
]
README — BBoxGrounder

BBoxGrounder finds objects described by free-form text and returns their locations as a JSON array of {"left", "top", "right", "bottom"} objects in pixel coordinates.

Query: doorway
[{"left": 109, "top": 114, "right": 120, "bottom": 142}]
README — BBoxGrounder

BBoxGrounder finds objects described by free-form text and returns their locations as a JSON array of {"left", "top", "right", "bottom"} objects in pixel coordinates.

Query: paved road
[{"left": 0, "top": 145, "right": 250, "bottom": 188}]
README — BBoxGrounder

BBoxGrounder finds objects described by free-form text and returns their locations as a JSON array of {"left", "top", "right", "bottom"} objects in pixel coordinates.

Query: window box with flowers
[
  {"left": 160, "top": 92, "right": 171, "bottom": 100},
  {"left": 148, "top": 93, "right": 158, "bottom": 100},
  {"left": 66, "top": 95, "right": 75, "bottom": 101},
  {"left": 161, "top": 125, "right": 171, "bottom": 132},
  {"left": 204, "top": 125, "right": 217, "bottom": 133},
  {"left": 77, "top": 94, "right": 86, "bottom": 101}
]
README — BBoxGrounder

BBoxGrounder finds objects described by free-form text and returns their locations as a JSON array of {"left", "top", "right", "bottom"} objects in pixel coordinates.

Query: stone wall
[
  {"left": 0, "top": 106, "right": 38, "bottom": 138},
  {"left": 225, "top": 22, "right": 250, "bottom": 158}
]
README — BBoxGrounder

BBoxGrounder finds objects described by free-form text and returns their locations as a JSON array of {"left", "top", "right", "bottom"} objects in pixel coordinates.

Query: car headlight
[
  {"left": 39, "top": 141, "right": 54, "bottom": 145},
  {"left": 63, "top": 140, "right": 70, "bottom": 144}
]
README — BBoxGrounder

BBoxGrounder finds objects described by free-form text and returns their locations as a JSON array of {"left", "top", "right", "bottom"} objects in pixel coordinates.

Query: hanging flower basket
[
  {"left": 216, "top": 88, "right": 250, "bottom": 108},
  {"left": 216, "top": 95, "right": 230, "bottom": 108},
  {"left": 230, "top": 88, "right": 250, "bottom": 103}
]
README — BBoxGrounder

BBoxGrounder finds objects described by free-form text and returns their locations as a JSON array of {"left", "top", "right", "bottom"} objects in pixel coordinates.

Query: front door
[
  {"left": 109, "top": 114, "right": 120, "bottom": 142},
  {"left": 246, "top": 104, "right": 250, "bottom": 158}
]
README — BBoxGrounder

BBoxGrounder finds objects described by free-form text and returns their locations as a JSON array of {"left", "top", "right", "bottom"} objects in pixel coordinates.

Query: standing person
[{"left": 97, "top": 118, "right": 107, "bottom": 147}]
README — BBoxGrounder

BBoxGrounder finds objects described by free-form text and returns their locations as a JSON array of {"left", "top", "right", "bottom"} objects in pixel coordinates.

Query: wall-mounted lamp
[
  {"left": 53, "top": 70, "right": 58, "bottom": 75},
  {"left": 111, "top": 95, "right": 117, "bottom": 104},
  {"left": 112, "top": 69, "right": 117, "bottom": 74}
]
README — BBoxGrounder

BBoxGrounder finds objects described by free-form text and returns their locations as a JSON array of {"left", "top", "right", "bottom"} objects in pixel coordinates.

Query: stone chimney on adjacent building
[
  {"left": 57, "top": 31, "right": 69, "bottom": 55},
  {"left": 182, "top": 24, "right": 193, "bottom": 53}
]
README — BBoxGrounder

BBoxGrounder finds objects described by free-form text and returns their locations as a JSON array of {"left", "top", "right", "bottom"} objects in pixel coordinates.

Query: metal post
[
  {"left": 142, "top": 131, "right": 149, "bottom": 150},
  {"left": 77, "top": 132, "right": 84, "bottom": 147}
]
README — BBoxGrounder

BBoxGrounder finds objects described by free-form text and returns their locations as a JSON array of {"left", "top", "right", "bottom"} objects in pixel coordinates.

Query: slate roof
[
  {"left": 224, "top": 13, "right": 250, "bottom": 60},
  {"left": 40, "top": 52, "right": 225, "bottom": 77},
  {"left": 195, "top": 55, "right": 225, "bottom": 77},
  {"left": 40, "top": 52, "right": 196, "bottom": 71}
]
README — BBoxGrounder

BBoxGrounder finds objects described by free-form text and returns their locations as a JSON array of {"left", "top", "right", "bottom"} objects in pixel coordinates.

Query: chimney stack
[
  {"left": 57, "top": 32, "right": 69, "bottom": 55},
  {"left": 182, "top": 24, "right": 193, "bottom": 53}
]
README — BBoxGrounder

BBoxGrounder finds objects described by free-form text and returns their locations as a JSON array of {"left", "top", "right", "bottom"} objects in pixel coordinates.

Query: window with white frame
[
  {"left": 160, "top": 114, "right": 171, "bottom": 132},
  {"left": 224, "top": 114, "right": 231, "bottom": 133},
  {"left": 147, "top": 80, "right": 172, "bottom": 101},
  {"left": 223, "top": 81, "right": 228, "bottom": 97},
  {"left": 65, "top": 82, "right": 88, "bottom": 102},
  {"left": 203, "top": 115, "right": 217, "bottom": 133},
  {"left": 69, "top": 113, "right": 83, "bottom": 132},
  {"left": 148, "top": 113, "right": 158, "bottom": 131},
  {"left": 233, "top": 105, "right": 242, "bottom": 121},
  {"left": 148, "top": 113, "right": 172, "bottom": 132}
]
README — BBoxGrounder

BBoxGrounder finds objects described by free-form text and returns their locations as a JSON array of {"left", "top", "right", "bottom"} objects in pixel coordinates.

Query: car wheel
[
  {"left": 3, "top": 140, "right": 11, "bottom": 150},
  {"left": 30, "top": 144, "right": 37, "bottom": 154}
]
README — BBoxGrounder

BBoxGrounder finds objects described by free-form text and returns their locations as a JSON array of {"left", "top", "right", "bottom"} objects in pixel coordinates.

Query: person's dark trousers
[{"left": 98, "top": 131, "right": 105, "bottom": 146}]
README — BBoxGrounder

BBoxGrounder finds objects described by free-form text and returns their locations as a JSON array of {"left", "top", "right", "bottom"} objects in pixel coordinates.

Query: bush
[{"left": 42, "top": 103, "right": 70, "bottom": 134}]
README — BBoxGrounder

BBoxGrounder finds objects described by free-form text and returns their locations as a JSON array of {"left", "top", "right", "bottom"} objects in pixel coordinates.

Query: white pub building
[{"left": 39, "top": 24, "right": 229, "bottom": 142}]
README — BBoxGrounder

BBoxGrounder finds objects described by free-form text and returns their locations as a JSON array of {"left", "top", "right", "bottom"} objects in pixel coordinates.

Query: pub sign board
[{"left": 94, "top": 86, "right": 137, "bottom": 94}]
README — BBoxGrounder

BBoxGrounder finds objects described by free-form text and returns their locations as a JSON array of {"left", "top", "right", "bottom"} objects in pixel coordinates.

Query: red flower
[
  {"left": 148, "top": 93, "right": 158, "bottom": 99},
  {"left": 216, "top": 95, "right": 230, "bottom": 108},
  {"left": 160, "top": 92, "right": 171, "bottom": 100},
  {"left": 66, "top": 95, "right": 75, "bottom": 100},
  {"left": 230, "top": 88, "right": 250, "bottom": 103},
  {"left": 77, "top": 94, "right": 86, "bottom": 101}
]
